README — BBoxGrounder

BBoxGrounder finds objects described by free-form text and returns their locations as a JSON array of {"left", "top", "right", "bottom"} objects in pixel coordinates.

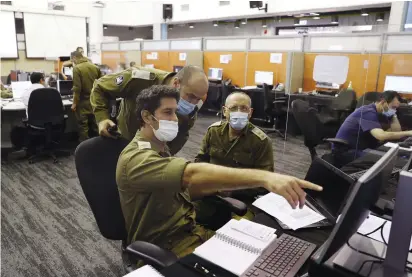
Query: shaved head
[
  {"left": 172, "top": 65, "right": 208, "bottom": 104},
  {"left": 225, "top": 92, "right": 252, "bottom": 106}
]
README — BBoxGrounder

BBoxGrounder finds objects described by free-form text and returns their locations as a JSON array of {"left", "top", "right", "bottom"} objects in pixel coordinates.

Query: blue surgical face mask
[
  {"left": 383, "top": 108, "right": 397, "bottom": 117},
  {"left": 229, "top": 112, "right": 249, "bottom": 130},
  {"left": 177, "top": 97, "right": 196, "bottom": 115}
]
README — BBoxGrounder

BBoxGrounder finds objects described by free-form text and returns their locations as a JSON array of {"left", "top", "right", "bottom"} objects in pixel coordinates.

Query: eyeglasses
[{"left": 226, "top": 105, "right": 250, "bottom": 112}]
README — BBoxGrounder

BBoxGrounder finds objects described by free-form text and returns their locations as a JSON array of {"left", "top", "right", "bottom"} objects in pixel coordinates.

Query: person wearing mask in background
[
  {"left": 334, "top": 90, "right": 412, "bottom": 164},
  {"left": 71, "top": 51, "right": 102, "bottom": 142},
  {"left": 22, "top": 72, "right": 46, "bottom": 117},
  {"left": 129, "top": 61, "right": 136, "bottom": 68},
  {"left": 116, "top": 85, "right": 322, "bottom": 258},
  {"left": 90, "top": 65, "right": 208, "bottom": 155},
  {"left": 194, "top": 92, "right": 274, "bottom": 228}
]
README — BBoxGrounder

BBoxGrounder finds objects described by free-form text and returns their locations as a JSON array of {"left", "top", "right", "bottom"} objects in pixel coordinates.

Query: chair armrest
[
  {"left": 126, "top": 241, "right": 178, "bottom": 269},
  {"left": 214, "top": 195, "right": 248, "bottom": 216},
  {"left": 324, "top": 138, "right": 349, "bottom": 146}
]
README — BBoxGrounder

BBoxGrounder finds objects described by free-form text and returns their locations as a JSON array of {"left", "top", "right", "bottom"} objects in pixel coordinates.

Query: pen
[{"left": 178, "top": 261, "right": 219, "bottom": 277}]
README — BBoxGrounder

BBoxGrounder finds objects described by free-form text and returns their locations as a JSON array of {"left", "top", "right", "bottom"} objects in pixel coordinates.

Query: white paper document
[
  {"left": 144, "top": 64, "right": 154, "bottom": 69},
  {"left": 179, "top": 52, "right": 187, "bottom": 61},
  {"left": 123, "top": 265, "right": 164, "bottom": 277},
  {"left": 357, "top": 215, "right": 412, "bottom": 250},
  {"left": 253, "top": 193, "right": 326, "bottom": 230},
  {"left": 254, "top": 71, "right": 274, "bottom": 85},
  {"left": 146, "top": 52, "right": 158, "bottom": 60},
  {"left": 220, "top": 54, "right": 231, "bottom": 64},
  {"left": 270, "top": 53, "right": 282, "bottom": 64}
]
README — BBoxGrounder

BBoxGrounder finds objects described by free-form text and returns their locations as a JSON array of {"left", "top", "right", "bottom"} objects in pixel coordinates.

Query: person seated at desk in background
[
  {"left": 22, "top": 72, "right": 46, "bottom": 117},
  {"left": 1, "top": 82, "right": 13, "bottom": 98},
  {"left": 129, "top": 61, "right": 136, "bottom": 68},
  {"left": 116, "top": 85, "right": 322, "bottom": 259},
  {"left": 334, "top": 90, "right": 412, "bottom": 163},
  {"left": 194, "top": 92, "right": 273, "bottom": 223},
  {"left": 71, "top": 50, "right": 102, "bottom": 142},
  {"left": 90, "top": 65, "right": 208, "bottom": 155}
]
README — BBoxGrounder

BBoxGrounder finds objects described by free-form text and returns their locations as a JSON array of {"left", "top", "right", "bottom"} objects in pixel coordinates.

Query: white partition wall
[
  {"left": 142, "top": 40, "right": 170, "bottom": 51},
  {"left": 24, "top": 13, "right": 87, "bottom": 58},
  {"left": 249, "top": 37, "right": 303, "bottom": 52},
  {"left": 306, "top": 34, "right": 382, "bottom": 52},
  {"left": 384, "top": 33, "right": 412, "bottom": 53},
  {"left": 170, "top": 39, "right": 202, "bottom": 51},
  {"left": 204, "top": 38, "right": 248, "bottom": 51},
  {"left": 119, "top": 41, "right": 141, "bottom": 51},
  {"left": 101, "top": 42, "right": 119, "bottom": 51},
  {"left": 0, "top": 11, "right": 18, "bottom": 58}
]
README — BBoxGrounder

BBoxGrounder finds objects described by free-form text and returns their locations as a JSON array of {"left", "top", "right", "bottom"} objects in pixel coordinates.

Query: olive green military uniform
[
  {"left": 72, "top": 57, "right": 101, "bottom": 141},
  {"left": 116, "top": 133, "right": 214, "bottom": 258},
  {"left": 90, "top": 67, "right": 197, "bottom": 155},
  {"left": 194, "top": 121, "right": 274, "bottom": 225},
  {"left": 1, "top": 84, "right": 12, "bottom": 98}
]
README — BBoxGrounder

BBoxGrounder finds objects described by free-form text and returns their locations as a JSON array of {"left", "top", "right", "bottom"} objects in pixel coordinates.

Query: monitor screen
[
  {"left": 384, "top": 75, "right": 412, "bottom": 94},
  {"left": 63, "top": 67, "right": 73, "bottom": 76},
  {"left": 208, "top": 68, "right": 223, "bottom": 80},
  {"left": 255, "top": 71, "right": 274, "bottom": 85},
  {"left": 312, "top": 146, "right": 399, "bottom": 264},
  {"left": 173, "top": 66, "right": 183, "bottom": 73},
  {"left": 305, "top": 157, "right": 355, "bottom": 217},
  {"left": 58, "top": 80, "right": 73, "bottom": 96}
]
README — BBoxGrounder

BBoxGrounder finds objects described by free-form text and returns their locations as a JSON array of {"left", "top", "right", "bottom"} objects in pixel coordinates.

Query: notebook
[
  {"left": 193, "top": 219, "right": 277, "bottom": 276},
  {"left": 124, "top": 265, "right": 164, "bottom": 277}
]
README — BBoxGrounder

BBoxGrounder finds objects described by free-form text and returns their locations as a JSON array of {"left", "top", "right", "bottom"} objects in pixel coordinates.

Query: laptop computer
[
  {"left": 276, "top": 157, "right": 355, "bottom": 230},
  {"left": 349, "top": 152, "right": 412, "bottom": 180}
]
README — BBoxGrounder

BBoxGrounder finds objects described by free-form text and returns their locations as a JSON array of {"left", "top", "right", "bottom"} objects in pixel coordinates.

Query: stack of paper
[{"left": 253, "top": 193, "right": 326, "bottom": 230}]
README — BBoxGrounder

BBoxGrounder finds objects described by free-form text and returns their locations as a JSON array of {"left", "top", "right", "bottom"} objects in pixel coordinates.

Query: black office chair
[
  {"left": 356, "top": 91, "right": 382, "bottom": 108},
  {"left": 23, "top": 88, "right": 70, "bottom": 163},
  {"left": 318, "top": 89, "right": 357, "bottom": 125},
  {"left": 292, "top": 99, "right": 349, "bottom": 166},
  {"left": 249, "top": 83, "right": 287, "bottom": 139},
  {"left": 75, "top": 136, "right": 247, "bottom": 272}
]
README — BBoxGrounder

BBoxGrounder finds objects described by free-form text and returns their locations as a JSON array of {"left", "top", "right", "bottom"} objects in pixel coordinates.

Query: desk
[
  {"left": 286, "top": 93, "right": 336, "bottom": 109},
  {"left": 160, "top": 212, "right": 332, "bottom": 277},
  {"left": 1, "top": 99, "right": 78, "bottom": 148}
]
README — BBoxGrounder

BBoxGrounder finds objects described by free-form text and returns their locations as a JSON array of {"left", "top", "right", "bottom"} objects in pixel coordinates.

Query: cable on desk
[{"left": 356, "top": 260, "right": 382, "bottom": 277}]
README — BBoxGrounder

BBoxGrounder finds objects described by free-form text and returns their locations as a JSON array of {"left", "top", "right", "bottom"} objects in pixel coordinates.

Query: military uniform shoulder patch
[
  {"left": 208, "top": 121, "right": 223, "bottom": 129},
  {"left": 251, "top": 127, "right": 267, "bottom": 141},
  {"left": 115, "top": 75, "right": 124, "bottom": 85},
  {"left": 137, "top": 141, "right": 151, "bottom": 150}
]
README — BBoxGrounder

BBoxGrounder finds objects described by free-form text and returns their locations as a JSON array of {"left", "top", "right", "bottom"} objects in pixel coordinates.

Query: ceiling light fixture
[
  {"left": 361, "top": 10, "right": 369, "bottom": 16},
  {"left": 331, "top": 15, "right": 339, "bottom": 24},
  {"left": 103, "top": 25, "right": 108, "bottom": 30},
  {"left": 376, "top": 13, "right": 384, "bottom": 22},
  {"left": 241, "top": 19, "right": 247, "bottom": 25},
  {"left": 213, "top": 21, "right": 219, "bottom": 27},
  {"left": 262, "top": 20, "right": 267, "bottom": 28},
  {"left": 310, "top": 12, "right": 319, "bottom": 16},
  {"left": 234, "top": 21, "right": 240, "bottom": 28},
  {"left": 313, "top": 16, "right": 320, "bottom": 20},
  {"left": 168, "top": 24, "right": 173, "bottom": 30},
  {"left": 189, "top": 23, "right": 194, "bottom": 28}
]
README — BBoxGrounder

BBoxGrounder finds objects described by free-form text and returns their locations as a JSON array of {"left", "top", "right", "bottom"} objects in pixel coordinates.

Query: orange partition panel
[
  {"left": 168, "top": 51, "right": 187, "bottom": 71},
  {"left": 203, "top": 52, "right": 246, "bottom": 87},
  {"left": 141, "top": 51, "right": 169, "bottom": 71},
  {"left": 377, "top": 54, "right": 412, "bottom": 99},
  {"left": 303, "top": 53, "right": 380, "bottom": 98},
  {"left": 101, "top": 51, "right": 126, "bottom": 71},
  {"left": 246, "top": 52, "right": 288, "bottom": 86}
]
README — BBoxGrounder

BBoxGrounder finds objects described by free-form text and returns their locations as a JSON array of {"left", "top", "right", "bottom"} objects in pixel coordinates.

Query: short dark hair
[
  {"left": 30, "top": 72, "right": 45, "bottom": 84},
  {"left": 135, "top": 85, "right": 180, "bottom": 129},
  {"left": 71, "top": 51, "right": 83, "bottom": 59},
  {"left": 381, "top": 90, "right": 400, "bottom": 103},
  {"left": 130, "top": 61, "right": 136, "bottom": 67},
  {"left": 76, "top": 46, "right": 83, "bottom": 52},
  {"left": 174, "top": 65, "right": 205, "bottom": 86}
]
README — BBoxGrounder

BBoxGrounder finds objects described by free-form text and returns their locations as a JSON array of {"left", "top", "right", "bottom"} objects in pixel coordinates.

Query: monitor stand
[{"left": 334, "top": 171, "right": 412, "bottom": 277}]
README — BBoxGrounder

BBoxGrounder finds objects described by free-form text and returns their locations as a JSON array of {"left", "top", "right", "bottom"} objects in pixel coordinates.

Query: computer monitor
[
  {"left": 57, "top": 80, "right": 73, "bottom": 96},
  {"left": 304, "top": 157, "right": 355, "bottom": 217},
  {"left": 173, "top": 66, "right": 183, "bottom": 73},
  {"left": 63, "top": 67, "right": 73, "bottom": 76},
  {"left": 255, "top": 71, "right": 274, "bottom": 86},
  {"left": 208, "top": 68, "right": 223, "bottom": 81},
  {"left": 384, "top": 75, "right": 412, "bottom": 94},
  {"left": 311, "top": 145, "right": 399, "bottom": 264}
]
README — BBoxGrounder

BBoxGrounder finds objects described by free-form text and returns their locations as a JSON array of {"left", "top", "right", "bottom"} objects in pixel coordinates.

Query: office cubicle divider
[{"left": 101, "top": 42, "right": 126, "bottom": 71}]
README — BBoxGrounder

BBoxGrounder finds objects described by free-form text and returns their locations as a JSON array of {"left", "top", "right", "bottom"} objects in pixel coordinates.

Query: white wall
[
  {"left": 167, "top": 13, "right": 390, "bottom": 39},
  {"left": 0, "top": 0, "right": 91, "bottom": 17},
  {"left": 102, "top": 1, "right": 155, "bottom": 26}
]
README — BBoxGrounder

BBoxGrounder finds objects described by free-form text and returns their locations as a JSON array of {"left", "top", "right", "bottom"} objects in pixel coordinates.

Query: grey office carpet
[{"left": 1, "top": 115, "right": 323, "bottom": 277}]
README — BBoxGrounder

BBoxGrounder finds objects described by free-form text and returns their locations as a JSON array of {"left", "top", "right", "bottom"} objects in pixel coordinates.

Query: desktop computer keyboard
[
  {"left": 349, "top": 167, "right": 402, "bottom": 180},
  {"left": 399, "top": 137, "right": 412, "bottom": 148},
  {"left": 242, "top": 234, "right": 316, "bottom": 277}
]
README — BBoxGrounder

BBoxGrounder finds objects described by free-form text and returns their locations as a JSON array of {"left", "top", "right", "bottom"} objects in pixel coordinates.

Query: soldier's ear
[
  {"left": 141, "top": 110, "right": 153, "bottom": 124},
  {"left": 249, "top": 108, "right": 254, "bottom": 118}
]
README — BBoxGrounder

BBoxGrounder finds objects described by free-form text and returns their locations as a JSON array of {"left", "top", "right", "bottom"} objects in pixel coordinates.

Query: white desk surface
[{"left": 1, "top": 99, "right": 73, "bottom": 111}]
